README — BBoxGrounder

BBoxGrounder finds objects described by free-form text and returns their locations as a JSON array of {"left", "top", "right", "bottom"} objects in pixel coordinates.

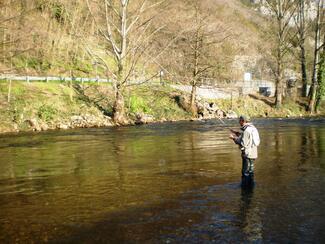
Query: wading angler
[{"left": 230, "top": 115, "right": 260, "bottom": 187}]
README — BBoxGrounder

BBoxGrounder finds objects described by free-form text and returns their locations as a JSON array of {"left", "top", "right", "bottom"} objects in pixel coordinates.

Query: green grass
[
  {"left": 126, "top": 85, "right": 191, "bottom": 120},
  {"left": 0, "top": 82, "right": 92, "bottom": 131},
  {"left": 129, "top": 95, "right": 151, "bottom": 114},
  {"left": 12, "top": 55, "right": 52, "bottom": 72},
  {"left": 37, "top": 104, "right": 58, "bottom": 122},
  {"left": 282, "top": 99, "right": 305, "bottom": 115},
  {"left": 0, "top": 81, "right": 191, "bottom": 132},
  {"left": 215, "top": 96, "right": 318, "bottom": 118}
]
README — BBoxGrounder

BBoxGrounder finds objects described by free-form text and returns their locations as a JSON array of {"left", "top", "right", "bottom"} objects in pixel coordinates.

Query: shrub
[
  {"left": 129, "top": 96, "right": 151, "bottom": 113},
  {"left": 38, "top": 104, "right": 57, "bottom": 121}
]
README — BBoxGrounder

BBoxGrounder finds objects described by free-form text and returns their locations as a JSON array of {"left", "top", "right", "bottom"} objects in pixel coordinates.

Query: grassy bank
[
  {"left": 216, "top": 94, "right": 324, "bottom": 118},
  {"left": 0, "top": 81, "right": 191, "bottom": 133},
  {"left": 0, "top": 81, "right": 324, "bottom": 134}
]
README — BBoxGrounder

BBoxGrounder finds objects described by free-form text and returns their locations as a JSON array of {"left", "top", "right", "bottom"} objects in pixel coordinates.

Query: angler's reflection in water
[{"left": 239, "top": 186, "right": 262, "bottom": 242}]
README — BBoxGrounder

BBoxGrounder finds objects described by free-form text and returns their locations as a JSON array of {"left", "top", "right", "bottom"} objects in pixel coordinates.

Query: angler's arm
[
  {"left": 233, "top": 135, "right": 242, "bottom": 145},
  {"left": 230, "top": 129, "right": 241, "bottom": 136}
]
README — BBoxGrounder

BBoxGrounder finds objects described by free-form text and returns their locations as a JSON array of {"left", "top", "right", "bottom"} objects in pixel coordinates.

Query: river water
[{"left": 0, "top": 118, "right": 324, "bottom": 243}]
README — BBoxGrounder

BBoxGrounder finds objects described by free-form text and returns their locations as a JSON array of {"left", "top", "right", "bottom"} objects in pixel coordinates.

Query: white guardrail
[{"left": 0, "top": 75, "right": 111, "bottom": 83}]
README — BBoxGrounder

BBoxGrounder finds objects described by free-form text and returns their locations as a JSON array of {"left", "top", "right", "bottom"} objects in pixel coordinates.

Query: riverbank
[{"left": 0, "top": 81, "right": 324, "bottom": 134}]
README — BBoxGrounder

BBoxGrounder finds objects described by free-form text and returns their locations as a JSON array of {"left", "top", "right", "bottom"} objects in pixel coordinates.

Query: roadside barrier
[{"left": 0, "top": 75, "right": 111, "bottom": 83}]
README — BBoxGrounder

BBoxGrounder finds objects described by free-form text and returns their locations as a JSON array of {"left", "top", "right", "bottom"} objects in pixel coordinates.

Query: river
[{"left": 0, "top": 118, "right": 324, "bottom": 243}]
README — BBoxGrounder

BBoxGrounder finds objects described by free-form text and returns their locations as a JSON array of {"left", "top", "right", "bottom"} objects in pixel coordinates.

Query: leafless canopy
[{"left": 85, "top": 0, "right": 165, "bottom": 86}]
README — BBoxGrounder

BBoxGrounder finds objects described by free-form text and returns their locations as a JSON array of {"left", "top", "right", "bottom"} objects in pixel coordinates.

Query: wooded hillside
[
  {"left": 0, "top": 0, "right": 270, "bottom": 80},
  {"left": 1, "top": 0, "right": 324, "bottom": 120}
]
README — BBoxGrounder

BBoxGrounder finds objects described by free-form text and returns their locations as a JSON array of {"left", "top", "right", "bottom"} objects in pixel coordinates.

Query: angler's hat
[{"left": 239, "top": 115, "right": 251, "bottom": 122}]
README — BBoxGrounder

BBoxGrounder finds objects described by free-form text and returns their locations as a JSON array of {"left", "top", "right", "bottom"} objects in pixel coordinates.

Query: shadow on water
[
  {"left": 55, "top": 192, "right": 206, "bottom": 243},
  {"left": 56, "top": 183, "right": 257, "bottom": 243}
]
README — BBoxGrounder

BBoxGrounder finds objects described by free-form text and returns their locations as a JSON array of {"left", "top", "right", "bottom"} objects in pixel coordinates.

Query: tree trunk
[
  {"left": 301, "top": 45, "right": 308, "bottom": 97},
  {"left": 111, "top": 2, "right": 128, "bottom": 125},
  {"left": 275, "top": 81, "right": 283, "bottom": 108},
  {"left": 315, "top": 59, "right": 324, "bottom": 112},
  {"left": 113, "top": 87, "right": 127, "bottom": 125},
  {"left": 315, "top": 45, "right": 325, "bottom": 112},
  {"left": 191, "top": 17, "right": 200, "bottom": 117},
  {"left": 308, "top": 59, "right": 319, "bottom": 114},
  {"left": 275, "top": 1, "right": 284, "bottom": 109},
  {"left": 190, "top": 84, "right": 197, "bottom": 116},
  {"left": 298, "top": 0, "right": 308, "bottom": 97},
  {"left": 275, "top": 51, "right": 283, "bottom": 108},
  {"left": 113, "top": 56, "right": 127, "bottom": 124},
  {"left": 308, "top": 0, "right": 322, "bottom": 113},
  {"left": 7, "top": 79, "right": 12, "bottom": 103},
  {"left": 308, "top": 84, "right": 317, "bottom": 113}
]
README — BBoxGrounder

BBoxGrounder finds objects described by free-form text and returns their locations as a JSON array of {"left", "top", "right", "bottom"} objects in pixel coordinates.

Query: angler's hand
[{"left": 230, "top": 129, "right": 240, "bottom": 136}]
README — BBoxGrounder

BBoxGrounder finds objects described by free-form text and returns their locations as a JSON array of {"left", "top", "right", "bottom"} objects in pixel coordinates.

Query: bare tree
[
  {"left": 190, "top": 7, "right": 228, "bottom": 115},
  {"left": 167, "top": 1, "right": 229, "bottom": 116},
  {"left": 0, "top": 0, "right": 31, "bottom": 103},
  {"left": 265, "top": 0, "right": 297, "bottom": 108},
  {"left": 0, "top": 0, "right": 20, "bottom": 69},
  {"left": 308, "top": 0, "right": 324, "bottom": 113},
  {"left": 187, "top": 4, "right": 212, "bottom": 115},
  {"left": 0, "top": 0, "right": 49, "bottom": 73},
  {"left": 315, "top": 49, "right": 324, "bottom": 112},
  {"left": 85, "top": 0, "right": 164, "bottom": 124},
  {"left": 294, "top": 0, "right": 309, "bottom": 97}
]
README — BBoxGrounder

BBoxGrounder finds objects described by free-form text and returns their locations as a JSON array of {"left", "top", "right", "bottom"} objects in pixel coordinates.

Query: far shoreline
[{"left": 1, "top": 115, "right": 324, "bottom": 136}]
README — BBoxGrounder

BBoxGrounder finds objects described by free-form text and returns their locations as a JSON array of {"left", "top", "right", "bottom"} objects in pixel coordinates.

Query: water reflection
[
  {"left": 0, "top": 118, "right": 324, "bottom": 243},
  {"left": 239, "top": 187, "right": 262, "bottom": 242}
]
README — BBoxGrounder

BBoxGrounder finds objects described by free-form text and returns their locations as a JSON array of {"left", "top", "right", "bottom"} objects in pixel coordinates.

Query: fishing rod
[
  {"left": 217, "top": 117, "right": 240, "bottom": 136},
  {"left": 217, "top": 116, "right": 226, "bottom": 125}
]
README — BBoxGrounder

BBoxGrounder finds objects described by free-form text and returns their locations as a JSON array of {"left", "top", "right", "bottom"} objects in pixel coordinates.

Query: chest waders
[{"left": 241, "top": 155, "right": 254, "bottom": 187}]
